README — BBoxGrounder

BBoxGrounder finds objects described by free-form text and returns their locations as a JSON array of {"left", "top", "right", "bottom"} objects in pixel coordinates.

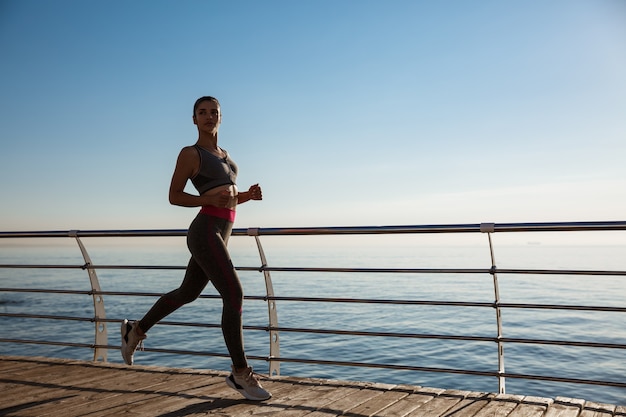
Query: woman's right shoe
[{"left": 120, "top": 319, "right": 146, "bottom": 365}]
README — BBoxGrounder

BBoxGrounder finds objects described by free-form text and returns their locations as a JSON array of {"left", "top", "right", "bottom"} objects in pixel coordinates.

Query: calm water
[{"left": 1, "top": 232, "right": 625, "bottom": 405}]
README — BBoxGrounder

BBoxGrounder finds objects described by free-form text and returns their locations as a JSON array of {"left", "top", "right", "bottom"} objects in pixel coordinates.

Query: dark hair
[{"left": 193, "top": 96, "right": 220, "bottom": 116}]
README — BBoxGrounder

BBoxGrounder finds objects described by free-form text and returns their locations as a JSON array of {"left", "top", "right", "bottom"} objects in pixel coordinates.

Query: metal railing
[{"left": 1, "top": 220, "right": 626, "bottom": 396}]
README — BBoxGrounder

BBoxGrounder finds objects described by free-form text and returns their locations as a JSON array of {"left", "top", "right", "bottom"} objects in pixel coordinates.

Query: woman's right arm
[{"left": 168, "top": 147, "right": 202, "bottom": 207}]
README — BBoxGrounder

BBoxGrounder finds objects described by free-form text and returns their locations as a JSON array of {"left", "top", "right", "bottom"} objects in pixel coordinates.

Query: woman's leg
[{"left": 187, "top": 214, "right": 247, "bottom": 369}]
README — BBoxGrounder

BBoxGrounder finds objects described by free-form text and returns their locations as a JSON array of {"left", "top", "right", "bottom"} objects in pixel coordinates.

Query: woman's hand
[
  {"left": 205, "top": 190, "right": 232, "bottom": 207},
  {"left": 237, "top": 184, "right": 262, "bottom": 204},
  {"left": 248, "top": 184, "right": 263, "bottom": 201}
]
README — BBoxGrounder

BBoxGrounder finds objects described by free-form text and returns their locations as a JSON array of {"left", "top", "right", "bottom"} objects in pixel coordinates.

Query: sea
[{"left": 1, "top": 230, "right": 625, "bottom": 406}]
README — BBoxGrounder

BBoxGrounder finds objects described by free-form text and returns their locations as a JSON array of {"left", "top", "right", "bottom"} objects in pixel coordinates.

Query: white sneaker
[
  {"left": 225, "top": 366, "right": 272, "bottom": 401},
  {"left": 120, "top": 319, "right": 146, "bottom": 365}
]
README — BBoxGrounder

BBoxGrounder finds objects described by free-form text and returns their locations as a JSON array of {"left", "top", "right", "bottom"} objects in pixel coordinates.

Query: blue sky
[{"left": 1, "top": 0, "right": 625, "bottom": 231}]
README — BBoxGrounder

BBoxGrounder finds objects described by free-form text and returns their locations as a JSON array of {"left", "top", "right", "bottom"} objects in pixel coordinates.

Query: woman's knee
[
  {"left": 224, "top": 290, "right": 244, "bottom": 315},
  {"left": 165, "top": 288, "right": 202, "bottom": 306}
]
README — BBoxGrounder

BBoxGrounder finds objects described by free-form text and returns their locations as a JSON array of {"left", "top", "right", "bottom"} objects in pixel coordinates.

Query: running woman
[{"left": 121, "top": 96, "right": 271, "bottom": 401}]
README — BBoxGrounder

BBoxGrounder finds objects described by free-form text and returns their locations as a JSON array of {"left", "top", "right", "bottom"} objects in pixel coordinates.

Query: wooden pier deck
[{"left": 0, "top": 356, "right": 623, "bottom": 417}]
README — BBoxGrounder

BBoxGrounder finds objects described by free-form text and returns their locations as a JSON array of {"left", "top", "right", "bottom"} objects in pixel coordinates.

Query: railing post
[
  {"left": 481, "top": 223, "right": 506, "bottom": 394},
  {"left": 70, "top": 231, "right": 108, "bottom": 362},
  {"left": 248, "top": 228, "right": 280, "bottom": 376}
]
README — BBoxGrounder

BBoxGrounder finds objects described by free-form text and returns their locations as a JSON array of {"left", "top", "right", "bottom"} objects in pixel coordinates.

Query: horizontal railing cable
[
  {"left": 3, "top": 287, "right": 625, "bottom": 313},
  {"left": 4, "top": 336, "right": 621, "bottom": 390},
  {"left": 3, "top": 312, "right": 624, "bottom": 351},
  {"left": 2, "top": 263, "right": 625, "bottom": 278},
  {"left": 2, "top": 220, "right": 626, "bottom": 240}
]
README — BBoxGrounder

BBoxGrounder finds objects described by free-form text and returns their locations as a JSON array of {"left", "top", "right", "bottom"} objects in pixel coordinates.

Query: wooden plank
[
  {"left": 263, "top": 378, "right": 369, "bottom": 417},
  {"left": 0, "top": 356, "right": 46, "bottom": 374},
  {"left": 579, "top": 401, "right": 616, "bottom": 417},
  {"left": 293, "top": 384, "right": 375, "bottom": 417},
  {"left": 508, "top": 396, "right": 553, "bottom": 417},
  {"left": 472, "top": 393, "right": 524, "bottom": 417},
  {"left": 544, "top": 397, "right": 586, "bottom": 417},
  {"left": 434, "top": 392, "right": 494, "bottom": 417},
  {"left": 405, "top": 388, "right": 466, "bottom": 417},
  {"left": 346, "top": 388, "right": 409, "bottom": 416},
  {"left": 369, "top": 386, "right": 432, "bottom": 417}
]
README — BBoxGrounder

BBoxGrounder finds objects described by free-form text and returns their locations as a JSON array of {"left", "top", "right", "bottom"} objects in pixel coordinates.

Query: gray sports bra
[{"left": 190, "top": 145, "right": 238, "bottom": 194}]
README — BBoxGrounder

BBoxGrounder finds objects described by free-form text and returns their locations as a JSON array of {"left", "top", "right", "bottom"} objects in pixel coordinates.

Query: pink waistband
[{"left": 199, "top": 206, "right": 236, "bottom": 222}]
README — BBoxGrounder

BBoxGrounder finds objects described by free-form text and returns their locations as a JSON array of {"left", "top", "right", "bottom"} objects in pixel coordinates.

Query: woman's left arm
[{"left": 238, "top": 183, "right": 262, "bottom": 204}]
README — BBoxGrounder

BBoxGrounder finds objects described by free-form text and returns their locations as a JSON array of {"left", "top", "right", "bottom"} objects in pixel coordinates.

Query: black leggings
[{"left": 138, "top": 212, "right": 247, "bottom": 368}]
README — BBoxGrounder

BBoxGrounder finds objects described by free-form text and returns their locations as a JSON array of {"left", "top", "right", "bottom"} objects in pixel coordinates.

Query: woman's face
[{"left": 193, "top": 100, "right": 221, "bottom": 133}]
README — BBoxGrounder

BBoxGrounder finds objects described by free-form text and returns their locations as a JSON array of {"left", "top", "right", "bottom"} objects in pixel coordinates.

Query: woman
[{"left": 121, "top": 96, "right": 271, "bottom": 401}]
